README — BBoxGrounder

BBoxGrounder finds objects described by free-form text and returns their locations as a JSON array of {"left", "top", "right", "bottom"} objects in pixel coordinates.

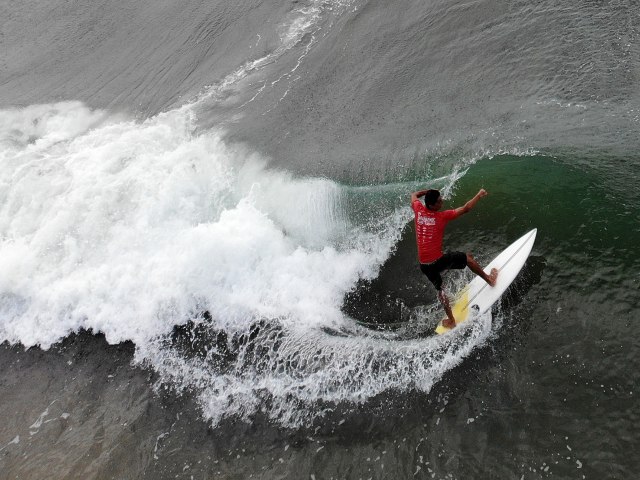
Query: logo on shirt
[{"left": 417, "top": 215, "right": 435, "bottom": 226}]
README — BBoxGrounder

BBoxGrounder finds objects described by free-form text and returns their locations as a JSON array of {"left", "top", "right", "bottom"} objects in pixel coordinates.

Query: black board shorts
[{"left": 420, "top": 251, "right": 468, "bottom": 291}]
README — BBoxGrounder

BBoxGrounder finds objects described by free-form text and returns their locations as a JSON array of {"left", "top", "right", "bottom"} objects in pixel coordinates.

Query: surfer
[{"left": 411, "top": 188, "right": 498, "bottom": 329}]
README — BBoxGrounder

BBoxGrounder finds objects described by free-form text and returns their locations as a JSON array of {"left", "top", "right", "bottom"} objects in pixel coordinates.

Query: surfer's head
[{"left": 424, "top": 189, "right": 442, "bottom": 210}]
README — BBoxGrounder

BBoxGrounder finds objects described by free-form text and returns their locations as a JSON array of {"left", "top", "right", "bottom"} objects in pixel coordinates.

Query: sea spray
[{"left": 140, "top": 311, "right": 493, "bottom": 427}]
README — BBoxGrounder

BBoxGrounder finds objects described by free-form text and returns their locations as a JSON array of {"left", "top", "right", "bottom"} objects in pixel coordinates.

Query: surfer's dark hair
[{"left": 424, "top": 189, "right": 440, "bottom": 207}]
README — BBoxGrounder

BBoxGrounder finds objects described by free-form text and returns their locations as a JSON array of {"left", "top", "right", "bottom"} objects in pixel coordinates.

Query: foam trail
[{"left": 142, "top": 312, "right": 493, "bottom": 427}]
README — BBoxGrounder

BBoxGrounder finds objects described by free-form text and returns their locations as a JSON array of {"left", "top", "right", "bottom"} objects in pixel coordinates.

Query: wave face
[{"left": 1, "top": 0, "right": 640, "bottom": 428}]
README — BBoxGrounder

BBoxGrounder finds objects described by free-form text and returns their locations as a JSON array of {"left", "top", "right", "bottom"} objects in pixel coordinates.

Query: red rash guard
[{"left": 412, "top": 199, "right": 461, "bottom": 263}]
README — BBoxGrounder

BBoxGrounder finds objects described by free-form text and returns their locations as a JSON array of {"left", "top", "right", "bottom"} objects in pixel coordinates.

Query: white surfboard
[{"left": 435, "top": 229, "right": 537, "bottom": 335}]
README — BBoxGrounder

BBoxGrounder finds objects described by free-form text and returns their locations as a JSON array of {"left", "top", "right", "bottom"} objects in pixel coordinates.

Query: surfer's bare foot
[
  {"left": 488, "top": 268, "right": 498, "bottom": 287},
  {"left": 443, "top": 318, "right": 456, "bottom": 329}
]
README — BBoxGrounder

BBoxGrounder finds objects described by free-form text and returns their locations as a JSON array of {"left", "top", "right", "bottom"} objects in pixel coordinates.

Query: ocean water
[{"left": 1, "top": 0, "right": 639, "bottom": 478}]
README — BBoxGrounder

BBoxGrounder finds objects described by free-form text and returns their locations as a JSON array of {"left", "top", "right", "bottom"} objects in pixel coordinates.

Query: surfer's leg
[
  {"left": 438, "top": 289, "right": 456, "bottom": 328},
  {"left": 466, "top": 253, "right": 498, "bottom": 286},
  {"left": 421, "top": 263, "right": 456, "bottom": 327}
]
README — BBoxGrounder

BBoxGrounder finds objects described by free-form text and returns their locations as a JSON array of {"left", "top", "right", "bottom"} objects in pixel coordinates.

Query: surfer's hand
[{"left": 478, "top": 189, "right": 488, "bottom": 197}]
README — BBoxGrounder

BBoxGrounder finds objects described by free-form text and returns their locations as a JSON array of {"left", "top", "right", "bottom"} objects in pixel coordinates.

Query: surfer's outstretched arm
[{"left": 454, "top": 189, "right": 488, "bottom": 216}]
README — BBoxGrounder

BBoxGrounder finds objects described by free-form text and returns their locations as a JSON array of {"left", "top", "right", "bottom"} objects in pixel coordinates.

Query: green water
[
  {"left": 339, "top": 152, "right": 640, "bottom": 477},
  {"left": 435, "top": 154, "right": 640, "bottom": 477}
]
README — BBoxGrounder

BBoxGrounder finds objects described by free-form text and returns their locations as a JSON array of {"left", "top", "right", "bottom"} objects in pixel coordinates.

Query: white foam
[
  {"left": 144, "top": 312, "right": 493, "bottom": 427},
  {"left": 0, "top": 102, "right": 111, "bottom": 152},
  {"left": 0, "top": 102, "right": 398, "bottom": 347}
]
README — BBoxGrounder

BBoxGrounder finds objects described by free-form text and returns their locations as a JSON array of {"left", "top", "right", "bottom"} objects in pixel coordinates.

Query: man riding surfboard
[{"left": 410, "top": 188, "right": 498, "bottom": 329}]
